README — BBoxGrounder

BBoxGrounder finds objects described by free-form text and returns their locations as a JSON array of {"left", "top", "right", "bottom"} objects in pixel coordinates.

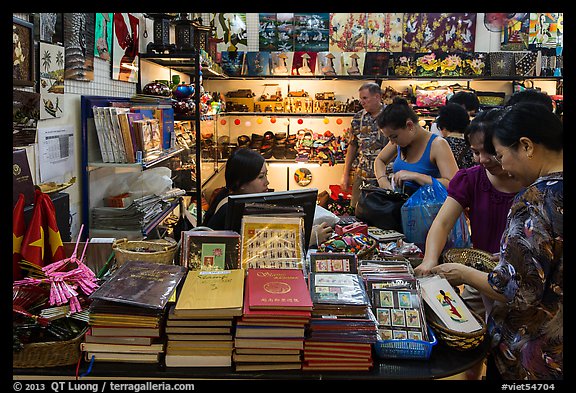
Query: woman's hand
[
  {"left": 414, "top": 258, "right": 439, "bottom": 277},
  {"left": 310, "top": 222, "right": 334, "bottom": 246},
  {"left": 430, "top": 263, "right": 472, "bottom": 286}
]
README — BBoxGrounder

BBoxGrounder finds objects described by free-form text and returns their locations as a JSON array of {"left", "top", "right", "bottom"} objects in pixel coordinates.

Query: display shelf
[
  {"left": 139, "top": 53, "right": 228, "bottom": 79},
  {"left": 220, "top": 112, "right": 355, "bottom": 117},
  {"left": 208, "top": 74, "right": 563, "bottom": 82},
  {"left": 87, "top": 147, "right": 185, "bottom": 170}
]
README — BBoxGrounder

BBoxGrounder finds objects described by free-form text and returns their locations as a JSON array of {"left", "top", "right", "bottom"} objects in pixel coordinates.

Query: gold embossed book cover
[{"left": 174, "top": 269, "right": 245, "bottom": 317}]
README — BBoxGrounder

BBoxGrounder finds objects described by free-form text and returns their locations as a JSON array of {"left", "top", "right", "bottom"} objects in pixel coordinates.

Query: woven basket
[
  {"left": 13, "top": 327, "right": 88, "bottom": 368},
  {"left": 443, "top": 248, "right": 497, "bottom": 273},
  {"left": 112, "top": 238, "right": 178, "bottom": 266},
  {"left": 427, "top": 310, "right": 486, "bottom": 351}
]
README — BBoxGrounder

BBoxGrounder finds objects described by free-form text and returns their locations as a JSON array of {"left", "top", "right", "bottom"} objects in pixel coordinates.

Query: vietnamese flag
[
  {"left": 20, "top": 190, "right": 46, "bottom": 268},
  {"left": 40, "top": 192, "right": 65, "bottom": 263},
  {"left": 13, "top": 193, "right": 26, "bottom": 281}
]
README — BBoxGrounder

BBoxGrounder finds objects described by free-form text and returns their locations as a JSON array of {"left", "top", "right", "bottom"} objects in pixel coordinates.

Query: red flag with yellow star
[
  {"left": 39, "top": 191, "right": 65, "bottom": 263},
  {"left": 21, "top": 190, "right": 46, "bottom": 268},
  {"left": 13, "top": 193, "right": 26, "bottom": 281}
]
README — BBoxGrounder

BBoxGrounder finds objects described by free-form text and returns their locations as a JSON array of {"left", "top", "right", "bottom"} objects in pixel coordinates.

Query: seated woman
[
  {"left": 374, "top": 96, "right": 459, "bottom": 195},
  {"left": 203, "top": 148, "right": 332, "bottom": 247}
]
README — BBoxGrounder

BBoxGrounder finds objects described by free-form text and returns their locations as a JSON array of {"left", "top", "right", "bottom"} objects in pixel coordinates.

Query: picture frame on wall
[
  {"left": 111, "top": 13, "right": 139, "bottom": 83},
  {"left": 13, "top": 16, "right": 35, "bottom": 87}
]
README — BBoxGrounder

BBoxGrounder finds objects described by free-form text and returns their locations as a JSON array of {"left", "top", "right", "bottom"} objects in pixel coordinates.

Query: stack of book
[
  {"left": 233, "top": 268, "right": 313, "bottom": 371},
  {"left": 358, "top": 260, "right": 429, "bottom": 342},
  {"left": 165, "top": 269, "right": 245, "bottom": 367},
  {"left": 303, "top": 272, "right": 378, "bottom": 371},
  {"left": 85, "top": 261, "right": 186, "bottom": 364}
]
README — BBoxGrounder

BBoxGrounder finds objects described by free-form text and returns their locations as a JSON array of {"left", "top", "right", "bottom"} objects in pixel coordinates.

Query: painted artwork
[
  {"left": 259, "top": 13, "right": 278, "bottom": 51},
  {"left": 63, "top": 13, "right": 95, "bottom": 81},
  {"left": 220, "top": 51, "right": 245, "bottom": 76},
  {"left": 500, "top": 13, "right": 530, "bottom": 51},
  {"left": 294, "top": 13, "right": 329, "bottom": 52},
  {"left": 363, "top": 52, "right": 391, "bottom": 76},
  {"left": 366, "top": 13, "right": 403, "bottom": 52},
  {"left": 291, "top": 51, "right": 317, "bottom": 76},
  {"left": 38, "top": 13, "right": 63, "bottom": 45},
  {"left": 112, "top": 13, "right": 139, "bottom": 83},
  {"left": 529, "top": 13, "right": 562, "bottom": 48},
  {"left": 329, "top": 13, "right": 366, "bottom": 52},
  {"left": 276, "top": 13, "right": 295, "bottom": 51},
  {"left": 270, "top": 51, "right": 293, "bottom": 76},
  {"left": 13, "top": 17, "right": 34, "bottom": 87},
  {"left": 341, "top": 52, "right": 365, "bottom": 76},
  {"left": 316, "top": 51, "right": 343, "bottom": 76},
  {"left": 243, "top": 52, "right": 271, "bottom": 76},
  {"left": 211, "top": 13, "right": 248, "bottom": 52},
  {"left": 39, "top": 42, "right": 65, "bottom": 120},
  {"left": 94, "top": 13, "right": 113, "bottom": 61},
  {"left": 402, "top": 13, "right": 476, "bottom": 53}
]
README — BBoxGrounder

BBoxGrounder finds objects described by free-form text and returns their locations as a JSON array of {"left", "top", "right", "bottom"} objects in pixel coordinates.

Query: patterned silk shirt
[
  {"left": 487, "top": 172, "right": 563, "bottom": 380},
  {"left": 349, "top": 109, "right": 388, "bottom": 179}
]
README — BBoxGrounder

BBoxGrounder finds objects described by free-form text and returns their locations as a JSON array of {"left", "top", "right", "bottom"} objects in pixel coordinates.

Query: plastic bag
[
  {"left": 313, "top": 204, "right": 339, "bottom": 228},
  {"left": 105, "top": 167, "right": 173, "bottom": 199},
  {"left": 401, "top": 178, "right": 471, "bottom": 251}
]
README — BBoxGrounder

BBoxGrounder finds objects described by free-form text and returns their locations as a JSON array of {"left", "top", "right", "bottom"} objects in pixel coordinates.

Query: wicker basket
[
  {"left": 427, "top": 310, "right": 486, "bottom": 351},
  {"left": 112, "top": 238, "right": 178, "bottom": 266},
  {"left": 13, "top": 327, "right": 88, "bottom": 368},
  {"left": 443, "top": 248, "right": 497, "bottom": 273}
]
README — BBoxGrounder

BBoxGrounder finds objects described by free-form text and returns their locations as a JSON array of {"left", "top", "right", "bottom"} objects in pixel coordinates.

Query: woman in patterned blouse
[{"left": 431, "top": 103, "right": 563, "bottom": 380}]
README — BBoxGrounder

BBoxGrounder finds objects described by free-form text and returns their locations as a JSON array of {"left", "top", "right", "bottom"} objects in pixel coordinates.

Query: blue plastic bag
[{"left": 401, "top": 178, "right": 471, "bottom": 251}]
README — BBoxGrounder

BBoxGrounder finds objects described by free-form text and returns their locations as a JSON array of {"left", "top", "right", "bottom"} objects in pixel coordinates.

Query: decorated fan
[{"left": 483, "top": 13, "right": 528, "bottom": 33}]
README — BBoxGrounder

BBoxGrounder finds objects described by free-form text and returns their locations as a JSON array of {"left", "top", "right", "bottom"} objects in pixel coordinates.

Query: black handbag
[{"left": 355, "top": 186, "right": 408, "bottom": 232}]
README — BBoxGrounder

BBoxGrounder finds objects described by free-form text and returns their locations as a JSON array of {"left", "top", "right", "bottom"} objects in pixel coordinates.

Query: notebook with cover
[{"left": 89, "top": 261, "right": 186, "bottom": 310}]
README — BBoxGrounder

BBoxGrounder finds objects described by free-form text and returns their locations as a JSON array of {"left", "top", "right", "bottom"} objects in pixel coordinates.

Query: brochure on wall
[{"left": 37, "top": 125, "right": 75, "bottom": 182}]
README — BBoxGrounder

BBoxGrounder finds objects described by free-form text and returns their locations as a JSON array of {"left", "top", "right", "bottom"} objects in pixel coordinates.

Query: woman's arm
[
  {"left": 431, "top": 137, "right": 459, "bottom": 189},
  {"left": 430, "top": 263, "right": 507, "bottom": 303},
  {"left": 415, "top": 197, "right": 464, "bottom": 276},
  {"left": 374, "top": 143, "right": 397, "bottom": 189}
]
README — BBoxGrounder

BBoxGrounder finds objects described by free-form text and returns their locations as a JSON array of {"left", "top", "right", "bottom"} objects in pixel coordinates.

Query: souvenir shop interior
[{"left": 12, "top": 12, "right": 563, "bottom": 381}]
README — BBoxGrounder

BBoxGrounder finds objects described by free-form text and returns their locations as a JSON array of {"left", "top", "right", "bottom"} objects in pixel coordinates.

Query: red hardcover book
[
  {"left": 246, "top": 269, "right": 313, "bottom": 311},
  {"left": 242, "top": 277, "right": 311, "bottom": 320}
]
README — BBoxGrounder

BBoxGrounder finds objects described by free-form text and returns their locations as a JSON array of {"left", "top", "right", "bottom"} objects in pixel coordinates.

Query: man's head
[{"left": 358, "top": 82, "right": 383, "bottom": 115}]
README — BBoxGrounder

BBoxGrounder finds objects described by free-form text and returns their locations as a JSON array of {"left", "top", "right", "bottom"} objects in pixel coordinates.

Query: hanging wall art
[
  {"left": 111, "top": 13, "right": 139, "bottom": 83},
  {"left": 13, "top": 17, "right": 35, "bottom": 87},
  {"left": 39, "top": 42, "right": 65, "bottom": 119},
  {"left": 63, "top": 13, "right": 95, "bottom": 81}
]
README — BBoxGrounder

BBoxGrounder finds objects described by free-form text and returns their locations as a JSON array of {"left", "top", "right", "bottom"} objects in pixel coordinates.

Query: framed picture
[
  {"left": 13, "top": 17, "right": 35, "bottom": 87},
  {"left": 111, "top": 13, "right": 139, "bottom": 83}
]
